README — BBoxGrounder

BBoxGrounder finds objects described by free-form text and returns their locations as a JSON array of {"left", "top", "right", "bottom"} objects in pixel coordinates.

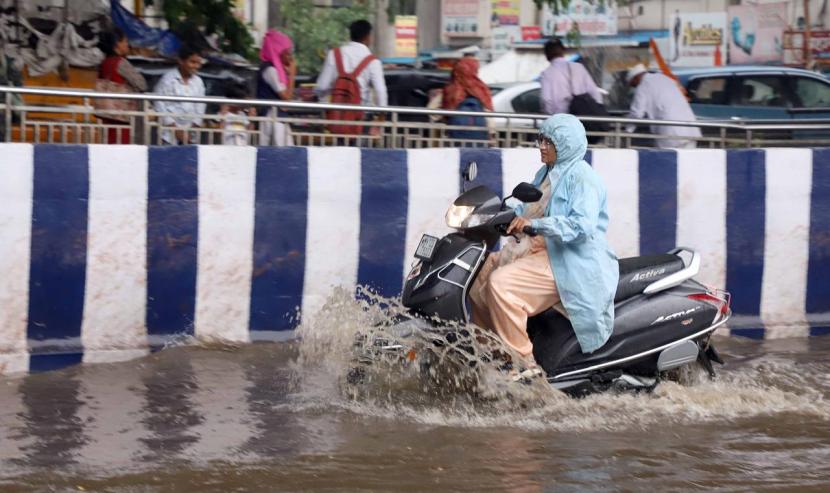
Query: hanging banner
[
  {"left": 668, "top": 12, "right": 728, "bottom": 67},
  {"left": 809, "top": 31, "right": 830, "bottom": 59},
  {"left": 491, "top": 0, "right": 520, "bottom": 27},
  {"left": 394, "top": 15, "right": 418, "bottom": 57},
  {"left": 442, "top": 0, "right": 488, "bottom": 37},
  {"left": 784, "top": 30, "right": 830, "bottom": 64},
  {"left": 728, "top": 2, "right": 787, "bottom": 64},
  {"left": 542, "top": 0, "right": 618, "bottom": 37}
]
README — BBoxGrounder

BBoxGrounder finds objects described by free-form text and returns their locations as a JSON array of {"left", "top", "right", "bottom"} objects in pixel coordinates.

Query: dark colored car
[
  {"left": 384, "top": 68, "right": 450, "bottom": 108},
  {"left": 675, "top": 66, "right": 830, "bottom": 121}
]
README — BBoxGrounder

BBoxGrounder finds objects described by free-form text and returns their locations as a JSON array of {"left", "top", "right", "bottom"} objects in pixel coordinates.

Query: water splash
[{"left": 292, "top": 289, "right": 830, "bottom": 431}]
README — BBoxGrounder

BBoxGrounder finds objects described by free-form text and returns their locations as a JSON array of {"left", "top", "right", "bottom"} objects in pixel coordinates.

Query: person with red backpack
[{"left": 315, "top": 20, "right": 387, "bottom": 135}]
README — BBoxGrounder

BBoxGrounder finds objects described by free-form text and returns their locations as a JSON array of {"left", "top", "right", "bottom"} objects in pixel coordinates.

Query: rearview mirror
[
  {"left": 462, "top": 161, "right": 478, "bottom": 182},
  {"left": 512, "top": 182, "right": 543, "bottom": 203}
]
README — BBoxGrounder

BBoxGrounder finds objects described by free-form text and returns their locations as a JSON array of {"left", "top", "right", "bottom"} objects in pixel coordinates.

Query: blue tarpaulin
[{"left": 110, "top": 1, "right": 180, "bottom": 57}]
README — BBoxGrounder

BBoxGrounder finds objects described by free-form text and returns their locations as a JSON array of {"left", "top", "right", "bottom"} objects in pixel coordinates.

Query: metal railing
[{"left": 2, "top": 86, "right": 830, "bottom": 148}]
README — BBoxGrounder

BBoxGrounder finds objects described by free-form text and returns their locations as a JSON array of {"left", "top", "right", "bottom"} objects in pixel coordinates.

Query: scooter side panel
[{"left": 529, "top": 280, "right": 718, "bottom": 376}]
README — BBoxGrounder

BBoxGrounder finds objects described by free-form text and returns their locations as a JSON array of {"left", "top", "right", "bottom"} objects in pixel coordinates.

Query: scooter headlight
[{"left": 445, "top": 205, "right": 474, "bottom": 228}]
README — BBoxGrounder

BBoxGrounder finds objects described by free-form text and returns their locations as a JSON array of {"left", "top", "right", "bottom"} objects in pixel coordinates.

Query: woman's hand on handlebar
[{"left": 507, "top": 216, "right": 531, "bottom": 236}]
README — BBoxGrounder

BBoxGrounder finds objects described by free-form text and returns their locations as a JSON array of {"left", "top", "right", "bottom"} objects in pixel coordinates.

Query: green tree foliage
[
  {"left": 280, "top": 0, "right": 373, "bottom": 75},
  {"left": 150, "top": 0, "right": 255, "bottom": 59},
  {"left": 385, "top": 0, "right": 416, "bottom": 23}
]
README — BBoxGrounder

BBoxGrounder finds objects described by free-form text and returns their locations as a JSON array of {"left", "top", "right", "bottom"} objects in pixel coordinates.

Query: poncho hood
[{"left": 539, "top": 114, "right": 588, "bottom": 171}]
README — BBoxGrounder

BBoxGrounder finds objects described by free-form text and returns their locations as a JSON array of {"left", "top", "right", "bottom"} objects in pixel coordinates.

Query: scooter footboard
[{"left": 529, "top": 280, "right": 727, "bottom": 378}]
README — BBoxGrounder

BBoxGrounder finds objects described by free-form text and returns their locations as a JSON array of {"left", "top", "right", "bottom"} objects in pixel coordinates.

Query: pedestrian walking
[
  {"left": 540, "top": 38, "right": 607, "bottom": 143},
  {"left": 442, "top": 57, "right": 492, "bottom": 143},
  {"left": 153, "top": 45, "right": 206, "bottom": 145},
  {"left": 625, "top": 64, "right": 701, "bottom": 149},
  {"left": 96, "top": 28, "right": 147, "bottom": 143},
  {"left": 257, "top": 29, "right": 295, "bottom": 146},
  {"left": 540, "top": 38, "right": 602, "bottom": 115},
  {"left": 315, "top": 19, "right": 387, "bottom": 135}
]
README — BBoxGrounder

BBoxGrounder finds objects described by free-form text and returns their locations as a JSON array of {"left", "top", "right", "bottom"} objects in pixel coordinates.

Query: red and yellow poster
[
  {"left": 395, "top": 16, "right": 418, "bottom": 58},
  {"left": 491, "top": 0, "right": 519, "bottom": 27}
]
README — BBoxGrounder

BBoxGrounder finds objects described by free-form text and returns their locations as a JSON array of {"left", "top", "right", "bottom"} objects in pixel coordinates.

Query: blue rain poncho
[{"left": 514, "top": 114, "right": 619, "bottom": 353}]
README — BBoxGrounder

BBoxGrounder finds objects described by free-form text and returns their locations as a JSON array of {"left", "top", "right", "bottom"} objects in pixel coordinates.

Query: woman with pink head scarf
[
  {"left": 259, "top": 30, "right": 295, "bottom": 98},
  {"left": 257, "top": 30, "right": 296, "bottom": 145}
]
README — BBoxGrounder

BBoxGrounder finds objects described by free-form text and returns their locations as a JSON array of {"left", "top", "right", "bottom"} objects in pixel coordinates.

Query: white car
[
  {"left": 489, "top": 81, "right": 610, "bottom": 129},
  {"left": 490, "top": 81, "right": 543, "bottom": 129}
]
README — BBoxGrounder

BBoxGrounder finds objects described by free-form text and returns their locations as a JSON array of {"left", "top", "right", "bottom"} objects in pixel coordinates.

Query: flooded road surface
[{"left": 1, "top": 315, "right": 829, "bottom": 492}]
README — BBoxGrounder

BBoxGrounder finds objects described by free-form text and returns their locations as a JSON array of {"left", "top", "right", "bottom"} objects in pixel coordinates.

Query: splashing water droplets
[{"left": 291, "top": 289, "right": 829, "bottom": 430}]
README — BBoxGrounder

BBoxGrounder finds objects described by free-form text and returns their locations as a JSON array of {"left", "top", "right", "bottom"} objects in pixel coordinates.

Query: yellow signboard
[
  {"left": 491, "top": 0, "right": 520, "bottom": 27},
  {"left": 395, "top": 16, "right": 418, "bottom": 58}
]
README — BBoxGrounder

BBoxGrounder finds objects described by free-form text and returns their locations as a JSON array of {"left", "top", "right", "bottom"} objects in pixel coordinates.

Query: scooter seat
[{"left": 615, "top": 254, "right": 684, "bottom": 302}]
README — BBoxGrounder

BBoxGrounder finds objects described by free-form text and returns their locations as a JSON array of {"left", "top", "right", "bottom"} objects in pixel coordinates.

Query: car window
[
  {"left": 731, "top": 76, "right": 791, "bottom": 107},
  {"left": 792, "top": 77, "right": 830, "bottom": 107},
  {"left": 512, "top": 88, "right": 541, "bottom": 113},
  {"left": 688, "top": 77, "right": 728, "bottom": 104}
]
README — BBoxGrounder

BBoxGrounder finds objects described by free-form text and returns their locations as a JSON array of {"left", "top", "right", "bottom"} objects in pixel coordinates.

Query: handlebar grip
[{"left": 522, "top": 226, "right": 538, "bottom": 237}]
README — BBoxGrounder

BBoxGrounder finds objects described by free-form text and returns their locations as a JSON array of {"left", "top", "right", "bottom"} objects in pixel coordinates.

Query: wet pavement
[{"left": 1, "top": 325, "right": 828, "bottom": 492}]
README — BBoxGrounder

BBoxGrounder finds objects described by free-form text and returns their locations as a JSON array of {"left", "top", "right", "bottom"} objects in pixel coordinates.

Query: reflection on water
[
  {"left": 139, "top": 355, "right": 203, "bottom": 458},
  {"left": 14, "top": 371, "right": 87, "bottom": 469},
  {"left": 0, "top": 295, "right": 828, "bottom": 491}
]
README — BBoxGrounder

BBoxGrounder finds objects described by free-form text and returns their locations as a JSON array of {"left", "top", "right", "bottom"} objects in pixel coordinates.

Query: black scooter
[{"left": 349, "top": 163, "right": 731, "bottom": 397}]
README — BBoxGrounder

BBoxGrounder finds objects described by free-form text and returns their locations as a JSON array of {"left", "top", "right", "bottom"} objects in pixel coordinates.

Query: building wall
[
  {"left": 418, "top": 0, "right": 443, "bottom": 52},
  {"left": 619, "top": 0, "right": 830, "bottom": 32},
  {"left": 243, "top": 0, "right": 270, "bottom": 43},
  {"left": 373, "top": 0, "right": 395, "bottom": 57},
  {"left": 618, "top": 0, "right": 730, "bottom": 32},
  {"left": 519, "top": 0, "right": 539, "bottom": 26}
]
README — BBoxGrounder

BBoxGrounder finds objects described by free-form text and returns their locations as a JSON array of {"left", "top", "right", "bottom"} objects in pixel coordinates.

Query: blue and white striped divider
[{"left": 1, "top": 144, "right": 828, "bottom": 374}]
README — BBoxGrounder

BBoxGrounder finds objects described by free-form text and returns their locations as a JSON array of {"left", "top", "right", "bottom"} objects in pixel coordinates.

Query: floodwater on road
[{"left": 1, "top": 297, "right": 828, "bottom": 492}]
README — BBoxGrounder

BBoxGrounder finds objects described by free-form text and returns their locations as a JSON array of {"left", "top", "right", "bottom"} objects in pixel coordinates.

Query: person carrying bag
[
  {"left": 315, "top": 20, "right": 388, "bottom": 137},
  {"left": 567, "top": 62, "right": 609, "bottom": 145},
  {"left": 326, "top": 47, "right": 376, "bottom": 135}
]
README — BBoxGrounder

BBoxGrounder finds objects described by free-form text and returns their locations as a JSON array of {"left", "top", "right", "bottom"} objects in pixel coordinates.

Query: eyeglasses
[{"left": 536, "top": 136, "right": 554, "bottom": 149}]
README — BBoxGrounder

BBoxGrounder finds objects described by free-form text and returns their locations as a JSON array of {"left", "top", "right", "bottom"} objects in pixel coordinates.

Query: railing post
[
  {"left": 271, "top": 104, "right": 278, "bottom": 147},
  {"left": 720, "top": 127, "right": 726, "bottom": 149},
  {"left": 142, "top": 99, "right": 151, "bottom": 145},
  {"left": 391, "top": 111, "right": 398, "bottom": 148},
  {"left": 614, "top": 121, "right": 621, "bottom": 148},
  {"left": 3, "top": 91, "right": 11, "bottom": 143},
  {"left": 746, "top": 129, "right": 752, "bottom": 148}
]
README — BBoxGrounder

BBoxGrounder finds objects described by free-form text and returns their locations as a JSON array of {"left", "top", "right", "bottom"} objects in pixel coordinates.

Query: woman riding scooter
[{"left": 469, "top": 114, "right": 619, "bottom": 377}]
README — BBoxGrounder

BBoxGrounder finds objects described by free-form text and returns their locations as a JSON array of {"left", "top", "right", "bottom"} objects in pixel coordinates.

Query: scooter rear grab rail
[{"left": 642, "top": 247, "right": 700, "bottom": 296}]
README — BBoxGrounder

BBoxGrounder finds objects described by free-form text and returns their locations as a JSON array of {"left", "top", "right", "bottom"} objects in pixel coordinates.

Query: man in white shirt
[
  {"left": 153, "top": 45, "right": 206, "bottom": 145},
  {"left": 315, "top": 19, "right": 388, "bottom": 107},
  {"left": 539, "top": 38, "right": 602, "bottom": 115},
  {"left": 626, "top": 64, "right": 701, "bottom": 149}
]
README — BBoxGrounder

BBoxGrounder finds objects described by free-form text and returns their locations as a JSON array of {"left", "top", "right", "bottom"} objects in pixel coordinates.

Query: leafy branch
[
  {"left": 149, "top": 0, "right": 256, "bottom": 59},
  {"left": 280, "top": 0, "right": 374, "bottom": 75}
]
